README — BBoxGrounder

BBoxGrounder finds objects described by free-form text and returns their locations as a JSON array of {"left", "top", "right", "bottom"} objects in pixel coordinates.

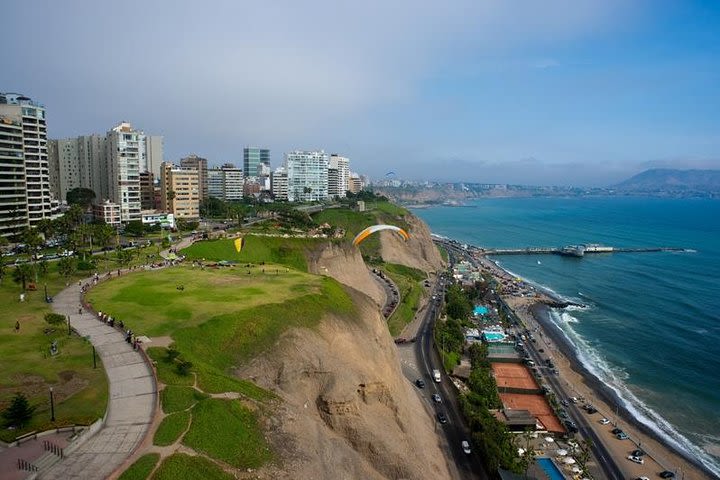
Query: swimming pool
[
  {"left": 482, "top": 331, "right": 506, "bottom": 342},
  {"left": 473, "top": 305, "right": 489, "bottom": 315},
  {"left": 537, "top": 458, "right": 565, "bottom": 480}
]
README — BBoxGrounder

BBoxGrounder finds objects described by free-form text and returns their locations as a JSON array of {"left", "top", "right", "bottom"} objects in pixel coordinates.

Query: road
[
  {"left": 439, "top": 238, "right": 623, "bottom": 480},
  {"left": 397, "top": 276, "right": 488, "bottom": 480}
]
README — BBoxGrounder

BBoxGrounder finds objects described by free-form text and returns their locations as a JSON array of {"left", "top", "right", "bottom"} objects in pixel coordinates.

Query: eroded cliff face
[
  {"left": 306, "top": 242, "right": 386, "bottom": 307},
  {"left": 240, "top": 289, "right": 451, "bottom": 480},
  {"left": 380, "top": 213, "right": 444, "bottom": 273}
]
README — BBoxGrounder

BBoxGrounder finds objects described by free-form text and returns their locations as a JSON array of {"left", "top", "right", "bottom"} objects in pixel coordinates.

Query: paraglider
[
  {"left": 385, "top": 171, "right": 396, "bottom": 177},
  {"left": 352, "top": 225, "right": 409, "bottom": 246}
]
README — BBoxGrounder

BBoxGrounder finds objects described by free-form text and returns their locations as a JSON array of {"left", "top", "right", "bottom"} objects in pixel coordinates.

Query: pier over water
[{"left": 479, "top": 244, "right": 688, "bottom": 258}]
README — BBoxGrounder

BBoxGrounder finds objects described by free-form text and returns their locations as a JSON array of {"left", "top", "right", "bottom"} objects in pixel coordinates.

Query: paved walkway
[{"left": 38, "top": 277, "right": 157, "bottom": 479}]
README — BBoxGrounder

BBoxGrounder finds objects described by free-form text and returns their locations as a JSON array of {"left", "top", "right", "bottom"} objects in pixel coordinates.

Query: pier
[{"left": 478, "top": 244, "right": 687, "bottom": 258}]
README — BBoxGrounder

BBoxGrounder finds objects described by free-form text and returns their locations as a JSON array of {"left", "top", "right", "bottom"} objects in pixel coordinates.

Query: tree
[
  {"left": 116, "top": 248, "right": 134, "bottom": 268},
  {"left": 57, "top": 256, "right": 77, "bottom": 280},
  {"left": 123, "top": 221, "right": 145, "bottom": 237},
  {"left": 12, "top": 264, "right": 35, "bottom": 291},
  {"left": 0, "top": 255, "right": 6, "bottom": 285},
  {"left": 66, "top": 187, "right": 96, "bottom": 208},
  {"left": 35, "top": 218, "right": 55, "bottom": 240},
  {"left": 2, "top": 393, "right": 36, "bottom": 428}
]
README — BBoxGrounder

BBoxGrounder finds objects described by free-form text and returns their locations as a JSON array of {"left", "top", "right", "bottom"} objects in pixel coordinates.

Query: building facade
[
  {"left": 270, "top": 167, "right": 288, "bottom": 200},
  {"left": 207, "top": 167, "right": 224, "bottom": 199},
  {"left": 92, "top": 199, "right": 121, "bottom": 226},
  {"left": 221, "top": 163, "right": 244, "bottom": 201},
  {"left": 243, "top": 147, "right": 270, "bottom": 179},
  {"left": 139, "top": 171, "right": 156, "bottom": 210},
  {"left": 160, "top": 162, "right": 200, "bottom": 219},
  {"left": 105, "top": 123, "right": 142, "bottom": 222},
  {"left": 0, "top": 93, "right": 53, "bottom": 233},
  {"left": 180, "top": 154, "right": 208, "bottom": 200},
  {"left": 348, "top": 173, "right": 364, "bottom": 194},
  {"left": 285, "top": 150, "right": 329, "bottom": 202}
]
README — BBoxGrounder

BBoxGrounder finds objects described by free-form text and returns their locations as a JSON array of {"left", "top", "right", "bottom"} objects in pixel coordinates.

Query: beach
[{"left": 473, "top": 253, "right": 712, "bottom": 480}]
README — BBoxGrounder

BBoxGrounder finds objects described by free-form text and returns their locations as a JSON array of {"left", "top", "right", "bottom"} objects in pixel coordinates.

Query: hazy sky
[{"left": 2, "top": 0, "right": 719, "bottom": 186}]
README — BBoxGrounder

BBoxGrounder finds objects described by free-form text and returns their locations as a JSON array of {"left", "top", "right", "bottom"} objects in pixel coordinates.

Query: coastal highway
[
  {"left": 409, "top": 277, "right": 489, "bottom": 480},
  {"left": 440, "top": 238, "right": 624, "bottom": 480}
]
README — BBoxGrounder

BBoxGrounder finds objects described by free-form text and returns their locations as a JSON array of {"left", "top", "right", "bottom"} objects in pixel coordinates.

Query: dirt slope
[
  {"left": 380, "top": 213, "right": 444, "bottom": 272},
  {"left": 306, "top": 242, "right": 386, "bottom": 307},
  {"left": 241, "top": 288, "right": 451, "bottom": 480}
]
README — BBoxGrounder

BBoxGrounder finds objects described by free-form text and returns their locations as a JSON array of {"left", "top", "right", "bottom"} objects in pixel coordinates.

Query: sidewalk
[{"left": 37, "top": 278, "right": 156, "bottom": 479}]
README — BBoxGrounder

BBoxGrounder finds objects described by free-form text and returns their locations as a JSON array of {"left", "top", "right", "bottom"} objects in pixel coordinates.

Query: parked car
[
  {"left": 431, "top": 393, "right": 442, "bottom": 403},
  {"left": 659, "top": 472, "right": 675, "bottom": 479},
  {"left": 415, "top": 379, "right": 425, "bottom": 388},
  {"left": 436, "top": 412, "right": 448, "bottom": 424},
  {"left": 635, "top": 477, "right": 650, "bottom": 480},
  {"left": 627, "top": 455, "right": 644, "bottom": 465},
  {"left": 611, "top": 427, "right": 623, "bottom": 435},
  {"left": 599, "top": 418, "right": 610, "bottom": 425},
  {"left": 585, "top": 406, "right": 598, "bottom": 414},
  {"left": 564, "top": 420, "right": 578, "bottom": 433},
  {"left": 617, "top": 432, "right": 629, "bottom": 440},
  {"left": 461, "top": 440, "right": 471, "bottom": 454},
  {"left": 631, "top": 449, "right": 646, "bottom": 457},
  {"left": 561, "top": 399, "right": 570, "bottom": 407}
]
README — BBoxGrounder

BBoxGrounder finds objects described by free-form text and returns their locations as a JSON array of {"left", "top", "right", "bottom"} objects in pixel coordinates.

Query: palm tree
[
  {"left": 21, "top": 228, "right": 44, "bottom": 283},
  {"left": 12, "top": 264, "right": 35, "bottom": 291},
  {"left": 0, "top": 255, "right": 7, "bottom": 285},
  {"left": 35, "top": 218, "right": 55, "bottom": 241}
]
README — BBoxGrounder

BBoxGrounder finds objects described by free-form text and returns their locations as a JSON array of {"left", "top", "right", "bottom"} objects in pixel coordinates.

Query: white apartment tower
[
  {"left": 0, "top": 93, "right": 53, "bottom": 234},
  {"left": 328, "top": 154, "right": 350, "bottom": 198},
  {"left": 221, "top": 163, "right": 244, "bottom": 201},
  {"left": 105, "top": 122, "right": 142, "bottom": 221},
  {"left": 285, "top": 150, "right": 329, "bottom": 202},
  {"left": 271, "top": 167, "right": 288, "bottom": 200}
]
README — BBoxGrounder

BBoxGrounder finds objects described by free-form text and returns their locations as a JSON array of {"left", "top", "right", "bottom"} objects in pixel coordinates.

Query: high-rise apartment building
[
  {"left": 144, "top": 135, "right": 164, "bottom": 177},
  {"left": 47, "top": 135, "right": 106, "bottom": 203},
  {"left": 139, "top": 171, "right": 156, "bottom": 210},
  {"left": 160, "top": 162, "right": 199, "bottom": 219},
  {"left": 105, "top": 122, "right": 142, "bottom": 222},
  {"left": 285, "top": 150, "right": 329, "bottom": 202},
  {"left": 328, "top": 154, "right": 350, "bottom": 198},
  {"left": 271, "top": 167, "right": 288, "bottom": 200},
  {"left": 0, "top": 93, "right": 53, "bottom": 234},
  {"left": 243, "top": 147, "right": 270, "bottom": 179},
  {"left": 180, "top": 154, "right": 208, "bottom": 200},
  {"left": 348, "top": 173, "right": 364, "bottom": 194},
  {"left": 221, "top": 163, "right": 244, "bottom": 201},
  {"left": 207, "top": 168, "right": 224, "bottom": 199}
]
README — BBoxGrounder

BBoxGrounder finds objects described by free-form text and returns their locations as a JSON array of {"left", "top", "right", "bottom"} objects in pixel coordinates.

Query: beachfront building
[
  {"left": 271, "top": 167, "right": 289, "bottom": 200},
  {"left": 0, "top": 92, "right": 54, "bottom": 235},
  {"left": 348, "top": 172, "right": 364, "bottom": 194},
  {"left": 180, "top": 154, "right": 208, "bottom": 200},
  {"left": 328, "top": 154, "right": 350, "bottom": 198},
  {"left": 285, "top": 150, "right": 329, "bottom": 202}
]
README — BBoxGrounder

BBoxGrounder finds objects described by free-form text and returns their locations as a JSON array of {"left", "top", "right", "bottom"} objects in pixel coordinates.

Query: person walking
[{"left": 15, "top": 320, "right": 20, "bottom": 333}]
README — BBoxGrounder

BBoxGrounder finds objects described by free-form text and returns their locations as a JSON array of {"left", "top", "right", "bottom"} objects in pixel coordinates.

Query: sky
[{"left": 2, "top": 0, "right": 719, "bottom": 186}]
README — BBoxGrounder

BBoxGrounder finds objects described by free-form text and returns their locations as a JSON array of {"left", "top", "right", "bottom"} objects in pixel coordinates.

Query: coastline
[{"left": 469, "top": 252, "right": 715, "bottom": 480}]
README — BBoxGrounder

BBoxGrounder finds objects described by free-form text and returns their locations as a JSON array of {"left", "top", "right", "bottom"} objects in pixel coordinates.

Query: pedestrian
[{"left": 15, "top": 320, "right": 20, "bottom": 333}]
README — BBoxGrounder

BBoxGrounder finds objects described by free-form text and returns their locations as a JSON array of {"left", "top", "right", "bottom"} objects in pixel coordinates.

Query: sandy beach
[{"left": 472, "top": 253, "right": 712, "bottom": 480}]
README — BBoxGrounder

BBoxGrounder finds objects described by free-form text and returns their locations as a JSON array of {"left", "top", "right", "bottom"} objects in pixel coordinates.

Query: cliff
[
  {"left": 380, "top": 213, "right": 445, "bottom": 272},
  {"left": 240, "top": 288, "right": 451, "bottom": 479}
]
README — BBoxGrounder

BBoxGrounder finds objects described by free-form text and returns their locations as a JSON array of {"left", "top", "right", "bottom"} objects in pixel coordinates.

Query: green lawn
[
  {"left": 0, "top": 269, "right": 108, "bottom": 442},
  {"left": 183, "top": 399, "right": 272, "bottom": 469},
  {"left": 181, "top": 235, "right": 318, "bottom": 272},
  {"left": 146, "top": 348, "right": 194, "bottom": 387},
  {"left": 160, "top": 386, "right": 208, "bottom": 413},
  {"left": 153, "top": 411, "right": 191, "bottom": 446},
  {"left": 151, "top": 453, "right": 233, "bottom": 480},
  {"left": 118, "top": 453, "right": 160, "bottom": 480}
]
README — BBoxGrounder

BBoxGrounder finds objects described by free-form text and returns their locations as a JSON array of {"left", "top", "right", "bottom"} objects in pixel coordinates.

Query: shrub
[
  {"left": 2, "top": 393, "right": 36, "bottom": 428},
  {"left": 44, "top": 313, "right": 66, "bottom": 325},
  {"left": 176, "top": 361, "right": 193, "bottom": 376}
]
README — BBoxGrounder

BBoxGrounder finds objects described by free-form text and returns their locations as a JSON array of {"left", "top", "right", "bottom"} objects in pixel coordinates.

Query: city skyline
[{"left": 2, "top": 1, "right": 719, "bottom": 186}]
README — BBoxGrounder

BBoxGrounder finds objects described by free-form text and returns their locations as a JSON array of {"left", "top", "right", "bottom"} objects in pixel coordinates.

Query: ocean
[{"left": 413, "top": 196, "right": 720, "bottom": 476}]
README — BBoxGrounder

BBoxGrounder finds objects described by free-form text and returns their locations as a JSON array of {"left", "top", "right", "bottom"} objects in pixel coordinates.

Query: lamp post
[
  {"left": 67, "top": 315, "right": 71, "bottom": 336},
  {"left": 49, "top": 387, "right": 55, "bottom": 422},
  {"left": 92, "top": 346, "right": 97, "bottom": 369}
]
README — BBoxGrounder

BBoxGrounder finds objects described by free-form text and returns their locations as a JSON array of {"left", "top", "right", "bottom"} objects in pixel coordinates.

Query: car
[
  {"left": 599, "top": 418, "right": 610, "bottom": 425},
  {"left": 659, "top": 472, "right": 675, "bottom": 479},
  {"left": 617, "top": 432, "right": 629, "bottom": 440},
  {"left": 636, "top": 477, "right": 650, "bottom": 480},
  {"left": 461, "top": 440, "right": 471, "bottom": 454},
  {"left": 631, "top": 449, "right": 646, "bottom": 457},
  {"left": 559, "top": 410, "right": 569, "bottom": 419},
  {"left": 436, "top": 412, "right": 448, "bottom": 424},
  {"left": 538, "top": 348, "right": 545, "bottom": 353},
  {"left": 415, "top": 379, "right": 425, "bottom": 388},
  {"left": 564, "top": 420, "right": 578, "bottom": 433},
  {"left": 585, "top": 406, "right": 598, "bottom": 414},
  {"left": 611, "top": 427, "right": 623, "bottom": 435},
  {"left": 627, "top": 455, "right": 644, "bottom": 465},
  {"left": 561, "top": 399, "right": 570, "bottom": 407},
  {"left": 431, "top": 393, "right": 442, "bottom": 403}
]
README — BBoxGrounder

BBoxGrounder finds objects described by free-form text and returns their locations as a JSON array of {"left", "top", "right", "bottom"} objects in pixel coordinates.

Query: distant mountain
[{"left": 613, "top": 169, "right": 720, "bottom": 193}]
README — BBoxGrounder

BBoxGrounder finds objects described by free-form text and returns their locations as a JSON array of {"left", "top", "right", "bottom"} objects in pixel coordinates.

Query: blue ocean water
[{"left": 413, "top": 197, "right": 720, "bottom": 475}]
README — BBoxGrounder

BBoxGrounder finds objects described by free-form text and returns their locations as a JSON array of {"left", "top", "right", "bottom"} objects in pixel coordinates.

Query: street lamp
[{"left": 49, "top": 387, "right": 55, "bottom": 422}]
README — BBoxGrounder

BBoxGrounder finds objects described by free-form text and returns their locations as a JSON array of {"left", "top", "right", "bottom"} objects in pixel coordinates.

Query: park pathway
[{"left": 38, "top": 278, "right": 156, "bottom": 479}]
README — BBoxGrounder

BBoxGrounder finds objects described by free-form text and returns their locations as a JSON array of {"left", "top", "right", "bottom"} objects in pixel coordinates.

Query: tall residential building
[
  {"left": 285, "top": 150, "right": 329, "bottom": 202},
  {"left": 139, "top": 171, "right": 156, "bottom": 210},
  {"left": 270, "top": 167, "right": 288, "bottom": 200},
  {"left": 221, "top": 163, "right": 244, "bottom": 201},
  {"left": 243, "top": 147, "right": 270, "bottom": 179},
  {"left": 105, "top": 122, "right": 142, "bottom": 222},
  {"left": 180, "top": 154, "right": 208, "bottom": 200},
  {"left": 144, "top": 135, "right": 163, "bottom": 177},
  {"left": 0, "top": 93, "right": 53, "bottom": 233},
  {"left": 348, "top": 172, "right": 364, "bottom": 194},
  {"left": 47, "top": 135, "right": 105, "bottom": 203},
  {"left": 328, "top": 154, "right": 350, "bottom": 198},
  {"left": 160, "top": 162, "right": 200, "bottom": 219},
  {"left": 207, "top": 167, "right": 224, "bottom": 199}
]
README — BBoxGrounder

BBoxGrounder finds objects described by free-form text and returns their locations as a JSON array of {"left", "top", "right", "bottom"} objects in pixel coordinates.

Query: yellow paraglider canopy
[{"left": 352, "top": 224, "right": 409, "bottom": 246}]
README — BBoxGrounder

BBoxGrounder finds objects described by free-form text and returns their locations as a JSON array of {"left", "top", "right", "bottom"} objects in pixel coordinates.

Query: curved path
[{"left": 39, "top": 277, "right": 157, "bottom": 479}]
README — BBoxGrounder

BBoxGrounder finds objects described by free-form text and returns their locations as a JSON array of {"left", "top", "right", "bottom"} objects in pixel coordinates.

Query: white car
[
  {"left": 461, "top": 440, "right": 471, "bottom": 454},
  {"left": 599, "top": 418, "right": 610, "bottom": 425},
  {"left": 627, "top": 455, "right": 644, "bottom": 465}
]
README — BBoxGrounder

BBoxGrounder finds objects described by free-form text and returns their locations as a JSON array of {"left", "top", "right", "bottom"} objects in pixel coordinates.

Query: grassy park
[{"left": 0, "top": 266, "right": 108, "bottom": 442}]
